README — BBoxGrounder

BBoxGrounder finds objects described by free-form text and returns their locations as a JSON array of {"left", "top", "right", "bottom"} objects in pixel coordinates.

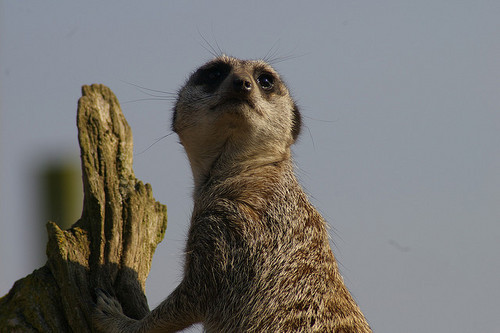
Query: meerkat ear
[
  {"left": 171, "top": 107, "right": 178, "bottom": 133},
  {"left": 291, "top": 102, "right": 302, "bottom": 142}
]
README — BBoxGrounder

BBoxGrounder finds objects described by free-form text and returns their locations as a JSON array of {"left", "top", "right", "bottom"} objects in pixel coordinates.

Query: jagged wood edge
[{"left": 0, "top": 84, "right": 167, "bottom": 332}]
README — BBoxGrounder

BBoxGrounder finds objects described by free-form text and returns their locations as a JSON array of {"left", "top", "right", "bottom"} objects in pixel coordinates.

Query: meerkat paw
[
  {"left": 95, "top": 288, "right": 123, "bottom": 314},
  {"left": 93, "top": 288, "right": 139, "bottom": 333}
]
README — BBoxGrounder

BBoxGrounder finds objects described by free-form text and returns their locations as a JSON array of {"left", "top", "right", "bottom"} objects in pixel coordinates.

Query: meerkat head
[{"left": 173, "top": 55, "right": 301, "bottom": 187}]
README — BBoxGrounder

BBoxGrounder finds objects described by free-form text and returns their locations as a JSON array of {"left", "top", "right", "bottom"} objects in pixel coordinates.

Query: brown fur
[{"left": 94, "top": 56, "right": 372, "bottom": 332}]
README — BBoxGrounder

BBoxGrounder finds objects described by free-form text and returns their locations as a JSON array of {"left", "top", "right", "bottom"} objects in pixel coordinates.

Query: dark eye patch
[{"left": 193, "top": 62, "right": 231, "bottom": 90}]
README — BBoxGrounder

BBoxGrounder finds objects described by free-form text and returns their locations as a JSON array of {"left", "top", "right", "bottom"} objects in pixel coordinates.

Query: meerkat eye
[
  {"left": 257, "top": 73, "right": 274, "bottom": 91},
  {"left": 207, "top": 69, "right": 222, "bottom": 81},
  {"left": 202, "top": 67, "right": 224, "bottom": 84},
  {"left": 194, "top": 62, "right": 231, "bottom": 87}
]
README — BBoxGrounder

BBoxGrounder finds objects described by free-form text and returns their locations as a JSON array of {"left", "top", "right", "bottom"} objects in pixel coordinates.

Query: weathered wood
[{"left": 0, "top": 84, "right": 167, "bottom": 332}]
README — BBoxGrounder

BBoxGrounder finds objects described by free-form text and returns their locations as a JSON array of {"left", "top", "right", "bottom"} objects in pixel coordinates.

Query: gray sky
[{"left": 1, "top": 2, "right": 499, "bottom": 332}]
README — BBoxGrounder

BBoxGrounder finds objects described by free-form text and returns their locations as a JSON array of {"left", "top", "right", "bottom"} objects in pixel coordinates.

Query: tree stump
[{"left": 0, "top": 84, "right": 167, "bottom": 332}]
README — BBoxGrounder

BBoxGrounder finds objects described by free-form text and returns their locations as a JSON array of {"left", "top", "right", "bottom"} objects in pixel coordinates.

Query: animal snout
[{"left": 232, "top": 75, "right": 253, "bottom": 92}]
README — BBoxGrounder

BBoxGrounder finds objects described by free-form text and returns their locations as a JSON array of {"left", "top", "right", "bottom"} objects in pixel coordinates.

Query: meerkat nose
[{"left": 232, "top": 75, "right": 253, "bottom": 92}]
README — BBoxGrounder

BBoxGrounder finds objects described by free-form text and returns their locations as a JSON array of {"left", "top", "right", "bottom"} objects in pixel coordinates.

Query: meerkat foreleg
[{"left": 94, "top": 283, "right": 200, "bottom": 333}]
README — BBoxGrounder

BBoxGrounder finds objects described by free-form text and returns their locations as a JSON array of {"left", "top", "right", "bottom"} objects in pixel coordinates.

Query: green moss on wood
[{"left": 0, "top": 84, "right": 168, "bottom": 332}]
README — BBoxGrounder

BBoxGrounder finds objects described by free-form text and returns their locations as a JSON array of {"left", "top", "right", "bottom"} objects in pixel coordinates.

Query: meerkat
[{"left": 94, "top": 55, "right": 372, "bottom": 332}]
